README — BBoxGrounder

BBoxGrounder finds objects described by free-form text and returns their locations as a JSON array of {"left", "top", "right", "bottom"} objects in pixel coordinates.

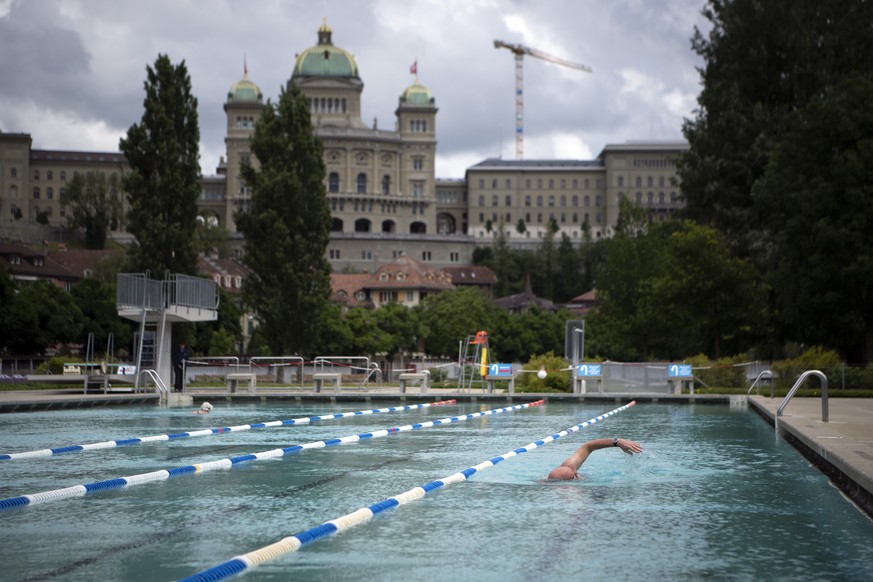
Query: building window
[
  {"left": 412, "top": 181, "right": 424, "bottom": 197},
  {"left": 618, "top": 176, "right": 624, "bottom": 187},
  {"left": 10, "top": 168, "right": 16, "bottom": 178},
  {"left": 505, "top": 195, "right": 512, "bottom": 206},
  {"left": 505, "top": 179, "right": 511, "bottom": 188},
  {"left": 357, "top": 173, "right": 367, "bottom": 193},
  {"left": 548, "top": 195, "right": 555, "bottom": 207},
  {"left": 60, "top": 171, "right": 66, "bottom": 181},
  {"left": 636, "top": 192, "right": 643, "bottom": 203},
  {"left": 382, "top": 174, "right": 391, "bottom": 195},
  {"left": 47, "top": 171, "right": 53, "bottom": 181},
  {"left": 361, "top": 250, "right": 373, "bottom": 260},
  {"left": 46, "top": 187, "right": 53, "bottom": 200},
  {"left": 525, "top": 179, "right": 531, "bottom": 188},
  {"left": 479, "top": 179, "right": 484, "bottom": 188},
  {"left": 596, "top": 195, "right": 601, "bottom": 207},
  {"left": 491, "top": 195, "right": 498, "bottom": 207},
  {"left": 549, "top": 179, "right": 554, "bottom": 189},
  {"left": 478, "top": 195, "right": 485, "bottom": 206},
  {"left": 329, "top": 172, "right": 340, "bottom": 193},
  {"left": 537, "top": 213, "right": 543, "bottom": 223},
  {"left": 413, "top": 158, "right": 424, "bottom": 170},
  {"left": 647, "top": 176, "right": 653, "bottom": 187},
  {"left": 33, "top": 187, "right": 40, "bottom": 200},
  {"left": 450, "top": 252, "right": 459, "bottom": 262},
  {"left": 525, "top": 195, "right": 531, "bottom": 207},
  {"left": 536, "top": 195, "right": 543, "bottom": 206},
  {"left": 584, "top": 195, "right": 590, "bottom": 207},
  {"left": 491, "top": 179, "right": 497, "bottom": 189},
  {"left": 422, "top": 251, "right": 432, "bottom": 261},
  {"left": 33, "top": 170, "right": 40, "bottom": 180}
]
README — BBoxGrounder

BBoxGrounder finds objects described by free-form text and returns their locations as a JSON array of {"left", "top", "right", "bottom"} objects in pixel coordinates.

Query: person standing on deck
[{"left": 172, "top": 341, "right": 190, "bottom": 393}]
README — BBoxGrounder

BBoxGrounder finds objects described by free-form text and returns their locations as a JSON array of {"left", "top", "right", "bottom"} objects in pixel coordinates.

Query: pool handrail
[
  {"left": 747, "top": 370, "right": 774, "bottom": 397},
  {"left": 139, "top": 368, "right": 170, "bottom": 402},
  {"left": 776, "top": 370, "right": 828, "bottom": 422},
  {"left": 250, "top": 356, "right": 306, "bottom": 389}
]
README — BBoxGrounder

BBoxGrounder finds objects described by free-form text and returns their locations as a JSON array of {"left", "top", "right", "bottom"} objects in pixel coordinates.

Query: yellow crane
[{"left": 493, "top": 40, "right": 592, "bottom": 160}]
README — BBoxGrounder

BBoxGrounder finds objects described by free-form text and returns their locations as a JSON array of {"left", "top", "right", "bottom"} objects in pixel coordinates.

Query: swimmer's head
[
  {"left": 200, "top": 402, "right": 213, "bottom": 412},
  {"left": 547, "top": 466, "right": 579, "bottom": 481}
]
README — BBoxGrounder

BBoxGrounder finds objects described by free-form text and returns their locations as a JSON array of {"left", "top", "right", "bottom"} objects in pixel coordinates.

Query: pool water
[{"left": 1, "top": 401, "right": 871, "bottom": 581}]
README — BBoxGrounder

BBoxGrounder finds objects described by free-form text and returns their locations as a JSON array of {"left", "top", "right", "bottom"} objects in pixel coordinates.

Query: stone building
[{"left": 1, "top": 21, "right": 687, "bottom": 272}]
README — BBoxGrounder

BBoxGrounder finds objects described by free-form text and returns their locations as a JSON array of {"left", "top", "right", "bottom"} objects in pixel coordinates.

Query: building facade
[{"left": 1, "top": 22, "right": 687, "bottom": 270}]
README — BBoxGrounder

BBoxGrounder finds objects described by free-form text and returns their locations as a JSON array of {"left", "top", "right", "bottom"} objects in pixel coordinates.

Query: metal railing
[
  {"left": 117, "top": 273, "right": 219, "bottom": 312},
  {"left": 250, "top": 356, "right": 306, "bottom": 389},
  {"left": 138, "top": 369, "right": 170, "bottom": 402},
  {"left": 313, "top": 356, "right": 373, "bottom": 390},
  {"left": 747, "top": 370, "right": 774, "bottom": 397},
  {"left": 776, "top": 370, "right": 828, "bottom": 423}
]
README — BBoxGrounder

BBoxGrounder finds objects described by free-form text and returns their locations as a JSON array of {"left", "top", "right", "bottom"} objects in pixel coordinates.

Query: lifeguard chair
[{"left": 459, "top": 331, "right": 490, "bottom": 392}]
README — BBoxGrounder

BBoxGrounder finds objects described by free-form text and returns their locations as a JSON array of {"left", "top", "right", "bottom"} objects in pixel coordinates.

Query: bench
[
  {"left": 313, "top": 372, "right": 342, "bottom": 393},
  {"left": 227, "top": 373, "right": 257, "bottom": 393},
  {"left": 485, "top": 374, "right": 514, "bottom": 394},
  {"left": 398, "top": 372, "right": 429, "bottom": 394}
]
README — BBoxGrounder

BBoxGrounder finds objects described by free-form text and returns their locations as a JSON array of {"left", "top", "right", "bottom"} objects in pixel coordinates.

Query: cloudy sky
[{"left": 0, "top": 0, "right": 710, "bottom": 179}]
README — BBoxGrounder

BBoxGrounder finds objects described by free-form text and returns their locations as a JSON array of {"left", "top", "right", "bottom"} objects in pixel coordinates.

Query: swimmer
[
  {"left": 547, "top": 437, "right": 642, "bottom": 480},
  {"left": 192, "top": 401, "right": 213, "bottom": 415}
]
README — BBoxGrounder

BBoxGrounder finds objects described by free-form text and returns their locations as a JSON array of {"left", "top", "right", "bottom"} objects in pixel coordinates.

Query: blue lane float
[
  {"left": 0, "top": 400, "right": 545, "bottom": 512},
  {"left": 0, "top": 399, "right": 457, "bottom": 461},
  {"left": 179, "top": 400, "right": 637, "bottom": 582}
]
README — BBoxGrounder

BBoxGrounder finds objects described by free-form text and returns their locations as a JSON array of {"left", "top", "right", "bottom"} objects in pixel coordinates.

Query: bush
[
  {"left": 36, "top": 355, "right": 71, "bottom": 375},
  {"left": 686, "top": 353, "right": 748, "bottom": 389},
  {"left": 516, "top": 351, "right": 571, "bottom": 393},
  {"left": 772, "top": 346, "right": 842, "bottom": 390}
]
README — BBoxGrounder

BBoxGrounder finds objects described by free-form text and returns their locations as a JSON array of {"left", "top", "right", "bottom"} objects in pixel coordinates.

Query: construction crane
[{"left": 493, "top": 40, "right": 592, "bottom": 160}]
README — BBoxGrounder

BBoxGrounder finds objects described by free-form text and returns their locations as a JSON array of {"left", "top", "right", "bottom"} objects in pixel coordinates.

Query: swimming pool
[{"left": 1, "top": 401, "right": 871, "bottom": 581}]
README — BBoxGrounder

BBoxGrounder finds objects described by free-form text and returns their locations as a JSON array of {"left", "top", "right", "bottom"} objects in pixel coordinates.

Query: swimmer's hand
[{"left": 617, "top": 438, "right": 643, "bottom": 455}]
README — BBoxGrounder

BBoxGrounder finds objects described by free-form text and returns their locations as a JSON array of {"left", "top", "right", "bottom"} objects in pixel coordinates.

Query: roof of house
[
  {"left": 493, "top": 275, "right": 555, "bottom": 312},
  {"left": 442, "top": 265, "right": 497, "bottom": 286},
  {"left": 0, "top": 243, "right": 79, "bottom": 282}
]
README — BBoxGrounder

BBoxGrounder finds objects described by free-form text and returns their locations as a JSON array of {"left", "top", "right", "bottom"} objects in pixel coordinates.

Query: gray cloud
[{"left": 0, "top": 0, "right": 709, "bottom": 177}]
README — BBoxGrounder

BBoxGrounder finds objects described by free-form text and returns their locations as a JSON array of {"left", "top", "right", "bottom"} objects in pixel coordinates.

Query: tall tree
[
  {"left": 235, "top": 82, "right": 332, "bottom": 355},
  {"left": 753, "top": 76, "right": 873, "bottom": 362},
  {"left": 120, "top": 54, "right": 201, "bottom": 276},
  {"left": 679, "top": 0, "right": 873, "bottom": 258},
  {"left": 62, "top": 171, "right": 122, "bottom": 249}
]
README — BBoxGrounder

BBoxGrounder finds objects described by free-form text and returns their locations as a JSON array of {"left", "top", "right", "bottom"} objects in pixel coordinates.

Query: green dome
[
  {"left": 400, "top": 83, "right": 434, "bottom": 105},
  {"left": 227, "top": 77, "right": 262, "bottom": 102},
  {"left": 293, "top": 23, "right": 359, "bottom": 78}
]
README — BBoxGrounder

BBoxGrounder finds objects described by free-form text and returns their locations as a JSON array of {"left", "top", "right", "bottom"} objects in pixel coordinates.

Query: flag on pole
[
  {"left": 410, "top": 59, "right": 417, "bottom": 75},
  {"left": 244, "top": 53, "right": 248, "bottom": 78}
]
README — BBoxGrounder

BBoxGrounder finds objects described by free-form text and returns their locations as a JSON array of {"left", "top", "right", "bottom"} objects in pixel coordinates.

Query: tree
[
  {"left": 235, "top": 82, "right": 332, "bottom": 355},
  {"left": 3, "top": 281, "right": 85, "bottom": 354},
  {"left": 753, "top": 76, "right": 873, "bottom": 362},
  {"left": 373, "top": 302, "right": 421, "bottom": 361},
  {"left": 679, "top": 0, "right": 873, "bottom": 258},
  {"left": 70, "top": 277, "right": 134, "bottom": 355},
  {"left": 418, "top": 287, "right": 499, "bottom": 357},
  {"left": 194, "top": 218, "right": 231, "bottom": 258},
  {"left": 62, "top": 171, "right": 122, "bottom": 249},
  {"left": 120, "top": 54, "right": 201, "bottom": 276}
]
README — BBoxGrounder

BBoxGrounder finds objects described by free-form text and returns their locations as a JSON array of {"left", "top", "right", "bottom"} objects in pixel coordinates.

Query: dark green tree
[
  {"left": 3, "top": 281, "right": 85, "bottom": 354},
  {"left": 62, "top": 171, "right": 122, "bottom": 249},
  {"left": 70, "top": 277, "right": 134, "bottom": 355},
  {"left": 120, "top": 54, "right": 201, "bottom": 276},
  {"left": 418, "top": 287, "right": 499, "bottom": 357},
  {"left": 679, "top": 0, "right": 873, "bottom": 258},
  {"left": 373, "top": 302, "right": 421, "bottom": 361},
  {"left": 753, "top": 76, "right": 873, "bottom": 362},
  {"left": 192, "top": 288, "right": 243, "bottom": 354},
  {"left": 235, "top": 82, "right": 332, "bottom": 355}
]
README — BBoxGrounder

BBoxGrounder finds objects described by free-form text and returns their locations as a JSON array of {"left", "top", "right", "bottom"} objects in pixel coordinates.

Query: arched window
[
  {"left": 328, "top": 172, "right": 340, "bottom": 193},
  {"left": 525, "top": 195, "right": 531, "bottom": 207},
  {"left": 382, "top": 219, "right": 396, "bottom": 233},
  {"left": 357, "top": 173, "right": 367, "bottom": 193},
  {"left": 548, "top": 195, "right": 555, "bottom": 207},
  {"left": 478, "top": 195, "right": 485, "bottom": 206},
  {"left": 505, "top": 195, "right": 512, "bottom": 206},
  {"left": 382, "top": 175, "right": 391, "bottom": 195},
  {"left": 46, "top": 188, "right": 54, "bottom": 200},
  {"left": 330, "top": 218, "right": 343, "bottom": 232},
  {"left": 491, "top": 195, "right": 498, "bottom": 206},
  {"left": 355, "top": 218, "right": 372, "bottom": 233}
]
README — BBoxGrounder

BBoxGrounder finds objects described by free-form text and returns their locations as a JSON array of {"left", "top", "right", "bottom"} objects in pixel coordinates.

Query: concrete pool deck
[{"left": 748, "top": 395, "right": 873, "bottom": 518}]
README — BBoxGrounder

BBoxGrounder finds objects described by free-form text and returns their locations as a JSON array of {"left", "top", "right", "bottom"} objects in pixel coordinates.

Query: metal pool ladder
[
  {"left": 139, "top": 369, "right": 171, "bottom": 403},
  {"left": 776, "top": 370, "right": 828, "bottom": 423}
]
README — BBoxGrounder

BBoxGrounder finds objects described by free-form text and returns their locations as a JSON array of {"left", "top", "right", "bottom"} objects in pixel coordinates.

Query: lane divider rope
[
  {"left": 178, "top": 400, "right": 636, "bottom": 582},
  {"left": 0, "top": 400, "right": 457, "bottom": 461},
  {"left": 0, "top": 400, "right": 544, "bottom": 512}
]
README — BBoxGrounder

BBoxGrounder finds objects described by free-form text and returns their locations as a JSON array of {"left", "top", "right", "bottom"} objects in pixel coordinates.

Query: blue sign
[
  {"left": 488, "top": 363, "right": 514, "bottom": 377},
  {"left": 576, "top": 364, "right": 602, "bottom": 377},
  {"left": 668, "top": 364, "right": 693, "bottom": 378}
]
